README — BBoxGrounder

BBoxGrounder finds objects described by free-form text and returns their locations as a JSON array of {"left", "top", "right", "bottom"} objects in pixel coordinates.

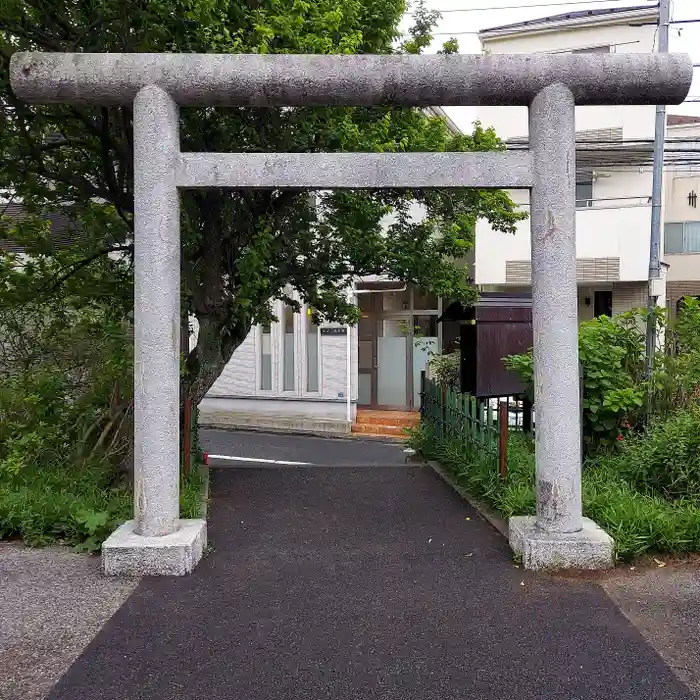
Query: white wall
[
  {"left": 476, "top": 22, "right": 657, "bottom": 142},
  {"left": 663, "top": 154, "right": 700, "bottom": 280},
  {"left": 191, "top": 298, "right": 358, "bottom": 405},
  {"left": 665, "top": 173, "right": 700, "bottom": 221},
  {"left": 667, "top": 254, "right": 700, "bottom": 282},
  {"left": 476, "top": 169, "right": 652, "bottom": 285}
]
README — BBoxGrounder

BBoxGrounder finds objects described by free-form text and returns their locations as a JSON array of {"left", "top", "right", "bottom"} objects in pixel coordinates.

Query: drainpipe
[
  {"left": 346, "top": 322, "right": 352, "bottom": 423},
  {"left": 346, "top": 287, "right": 353, "bottom": 423}
]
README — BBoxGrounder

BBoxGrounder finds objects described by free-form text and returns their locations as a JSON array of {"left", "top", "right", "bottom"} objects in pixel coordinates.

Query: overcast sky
[{"left": 399, "top": 0, "right": 700, "bottom": 129}]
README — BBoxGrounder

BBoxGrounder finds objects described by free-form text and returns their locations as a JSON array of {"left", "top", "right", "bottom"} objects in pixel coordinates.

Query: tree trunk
[{"left": 182, "top": 313, "right": 251, "bottom": 407}]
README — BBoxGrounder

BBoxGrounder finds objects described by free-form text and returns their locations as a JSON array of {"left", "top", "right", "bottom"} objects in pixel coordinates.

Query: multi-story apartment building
[
  {"left": 474, "top": 4, "right": 699, "bottom": 320},
  {"left": 663, "top": 115, "right": 700, "bottom": 314}
]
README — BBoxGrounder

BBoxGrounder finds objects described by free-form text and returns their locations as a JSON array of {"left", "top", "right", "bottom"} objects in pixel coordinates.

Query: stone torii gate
[{"left": 11, "top": 52, "right": 692, "bottom": 574}]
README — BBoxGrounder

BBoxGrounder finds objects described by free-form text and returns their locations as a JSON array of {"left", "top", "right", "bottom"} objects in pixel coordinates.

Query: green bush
[
  {"left": 428, "top": 350, "right": 461, "bottom": 387},
  {"left": 505, "top": 311, "right": 648, "bottom": 452},
  {"left": 0, "top": 460, "right": 205, "bottom": 552},
  {"left": 613, "top": 405, "right": 700, "bottom": 501}
]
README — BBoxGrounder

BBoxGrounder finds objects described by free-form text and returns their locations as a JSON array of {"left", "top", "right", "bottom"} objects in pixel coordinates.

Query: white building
[
  {"left": 198, "top": 108, "right": 458, "bottom": 436},
  {"left": 474, "top": 4, "right": 700, "bottom": 319},
  {"left": 663, "top": 115, "right": 700, "bottom": 313}
]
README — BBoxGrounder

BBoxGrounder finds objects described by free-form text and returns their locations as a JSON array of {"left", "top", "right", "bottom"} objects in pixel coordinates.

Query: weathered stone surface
[
  {"left": 529, "top": 84, "right": 583, "bottom": 534},
  {"left": 509, "top": 516, "right": 614, "bottom": 571},
  {"left": 177, "top": 151, "right": 534, "bottom": 190},
  {"left": 10, "top": 52, "right": 693, "bottom": 107},
  {"left": 132, "top": 85, "right": 181, "bottom": 538},
  {"left": 102, "top": 520, "right": 207, "bottom": 576}
]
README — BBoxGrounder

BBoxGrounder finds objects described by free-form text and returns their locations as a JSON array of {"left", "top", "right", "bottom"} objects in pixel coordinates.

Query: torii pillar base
[{"left": 102, "top": 519, "right": 207, "bottom": 576}]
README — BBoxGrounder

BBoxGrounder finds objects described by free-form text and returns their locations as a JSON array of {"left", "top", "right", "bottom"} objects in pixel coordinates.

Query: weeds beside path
[
  {"left": 411, "top": 411, "right": 700, "bottom": 561},
  {"left": 0, "top": 463, "right": 205, "bottom": 551}
]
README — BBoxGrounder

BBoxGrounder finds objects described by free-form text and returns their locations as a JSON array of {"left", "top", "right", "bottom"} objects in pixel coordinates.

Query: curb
[{"left": 426, "top": 459, "right": 509, "bottom": 539}]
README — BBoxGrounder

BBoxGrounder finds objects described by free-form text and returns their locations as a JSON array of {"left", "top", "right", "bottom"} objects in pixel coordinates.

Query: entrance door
[
  {"left": 358, "top": 313, "right": 411, "bottom": 409},
  {"left": 358, "top": 311, "right": 377, "bottom": 406},
  {"left": 594, "top": 290, "right": 613, "bottom": 318},
  {"left": 357, "top": 288, "right": 439, "bottom": 410},
  {"left": 376, "top": 317, "right": 409, "bottom": 408}
]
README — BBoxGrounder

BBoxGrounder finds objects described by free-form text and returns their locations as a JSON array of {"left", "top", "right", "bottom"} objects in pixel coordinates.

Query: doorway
[
  {"left": 594, "top": 290, "right": 613, "bottom": 318},
  {"left": 357, "top": 286, "right": 439, "bottom": 410}
]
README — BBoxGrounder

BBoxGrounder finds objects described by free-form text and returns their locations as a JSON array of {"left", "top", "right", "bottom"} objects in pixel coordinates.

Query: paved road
[
  {"left": 201, "top": 428, "right": 409, "bottom": 466},
  {"left": 46, "top": 432, "right": 693, "bottom": 700}
]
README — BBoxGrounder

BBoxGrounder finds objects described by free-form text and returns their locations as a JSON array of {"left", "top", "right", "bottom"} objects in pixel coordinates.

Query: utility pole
[{"left": 645, "top": 0, "right": 671, "bottom": 385}]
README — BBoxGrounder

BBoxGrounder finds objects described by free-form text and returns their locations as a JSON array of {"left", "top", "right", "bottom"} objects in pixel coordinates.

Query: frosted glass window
[
  {"left": 283, "top": 304, "right": 295, "bottom": 391},
  {"left": 306, "top": 308, "right": 319, "bottom": 392},
  {"left": 665, "top": 223, "right": 683, "bottom": 253},
  {"left": 684, "top": 222, "right": 700, "bottom": 253},
  {"left": 377, "top": 319, "right": 407, "bottom": 408},
  {"left": 575, "top": 180, "right": 593, "bottom": 208},
  {"left": 260, "top": 323, "right": 272, "bottom": 391}
]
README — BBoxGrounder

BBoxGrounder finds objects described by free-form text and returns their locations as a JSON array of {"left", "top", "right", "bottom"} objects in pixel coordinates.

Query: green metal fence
[{"left": 420, "top": 373, "right": 508, "bottom": 478}]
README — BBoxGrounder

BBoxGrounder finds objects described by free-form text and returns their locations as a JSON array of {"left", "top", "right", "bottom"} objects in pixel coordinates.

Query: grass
[
  {"left": 412, "top": 425, "right": 700, "bottom": 561},
  {"left": 0, "top": 459, "right": 207, "bottom": 552}
]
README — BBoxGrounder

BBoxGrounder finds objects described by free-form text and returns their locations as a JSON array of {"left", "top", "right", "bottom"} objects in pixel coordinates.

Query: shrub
[
  {"left": 506, "top": 311, "right": 654, "bottom": 453},
  {"left": 613, "top": 405, "right": 700, "bottom": 501},
  {"left": 428, "top": 350, "right": 460, "bottom": 387}
]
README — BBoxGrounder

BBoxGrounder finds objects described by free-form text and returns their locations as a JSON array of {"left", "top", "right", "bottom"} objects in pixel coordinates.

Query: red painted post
[
  {"left": 498, "top": 401, "right": 508, "bottom": 481},
  {"left": 183, "top": 397, "right": 192, "bottom": 478}
]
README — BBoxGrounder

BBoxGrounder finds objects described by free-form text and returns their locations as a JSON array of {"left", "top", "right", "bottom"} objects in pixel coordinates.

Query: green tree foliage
[
  {"left": 0, "top": 216, "right": 133, "bottom": 478},
  {"left": 0, "top": 0, "right": 525, "bottom": 405}
]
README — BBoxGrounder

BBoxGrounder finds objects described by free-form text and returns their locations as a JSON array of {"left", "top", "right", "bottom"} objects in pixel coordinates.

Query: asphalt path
[{"left": 46, "top": 431, "right": 693, "bottom": 700}]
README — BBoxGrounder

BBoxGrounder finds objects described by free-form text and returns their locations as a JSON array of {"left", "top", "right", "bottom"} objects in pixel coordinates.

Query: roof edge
[{"left": 479, "top": 5, "right": 658, "bottom": 41}]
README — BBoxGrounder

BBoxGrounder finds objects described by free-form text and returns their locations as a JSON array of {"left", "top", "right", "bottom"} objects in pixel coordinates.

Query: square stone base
[
  {"left": 509, "top": 516, "right": 614, "bottom": 571},
  {"left": 102, "top": 519, "right": 207, "bottom": 576}
]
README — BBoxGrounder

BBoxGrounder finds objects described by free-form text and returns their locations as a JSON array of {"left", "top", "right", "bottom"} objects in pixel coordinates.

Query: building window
[
  {"left": 282, "top": 303, "right": 295, "bottom": 391},
  {"left": 665, "top": 222, "right": 700, "bottom": 254},
  {"left": 260, "top": 322, "right": 272, "bottom": 391},
  {"left": 576, "top": 178, "right": 593, "bottom": 208},
  {"left": 306, "top": 307, "right": 320, "bottom": 392},
  {"left": 413, "top": 287, "right": 439, "bottom": 311}
]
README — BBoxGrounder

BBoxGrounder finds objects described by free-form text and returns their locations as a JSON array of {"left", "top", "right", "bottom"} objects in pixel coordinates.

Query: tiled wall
[{"left": 505, "top": 257, "right": 621, "bottom": 285}]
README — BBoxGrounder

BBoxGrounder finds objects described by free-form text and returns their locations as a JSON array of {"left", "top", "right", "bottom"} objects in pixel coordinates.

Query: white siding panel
[{"left": 208, "top": 331, "right": 257, "bottom": 396}]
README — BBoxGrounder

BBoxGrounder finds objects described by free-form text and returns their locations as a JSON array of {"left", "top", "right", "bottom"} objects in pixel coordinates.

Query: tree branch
[{"left": 46, "top": 243, "right": 133, "bottom": 293}]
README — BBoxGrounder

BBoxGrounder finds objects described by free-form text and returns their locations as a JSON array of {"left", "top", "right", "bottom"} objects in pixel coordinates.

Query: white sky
[{"left": 399, "top": 0, "right": 700, "bottom": 130}]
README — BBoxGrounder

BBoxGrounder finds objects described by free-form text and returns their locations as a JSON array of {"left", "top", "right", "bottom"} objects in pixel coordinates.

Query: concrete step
[
  {"left": 351, "top": 423, "right": 411, "bottom": 437},
  {"left": 354, "top": 410, "right": 420, "bottom": 427}
]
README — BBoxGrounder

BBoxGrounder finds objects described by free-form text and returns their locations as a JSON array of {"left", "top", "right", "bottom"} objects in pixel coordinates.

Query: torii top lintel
[{"left": 10, "top": 52, "right": 693, "bottom": 108}]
